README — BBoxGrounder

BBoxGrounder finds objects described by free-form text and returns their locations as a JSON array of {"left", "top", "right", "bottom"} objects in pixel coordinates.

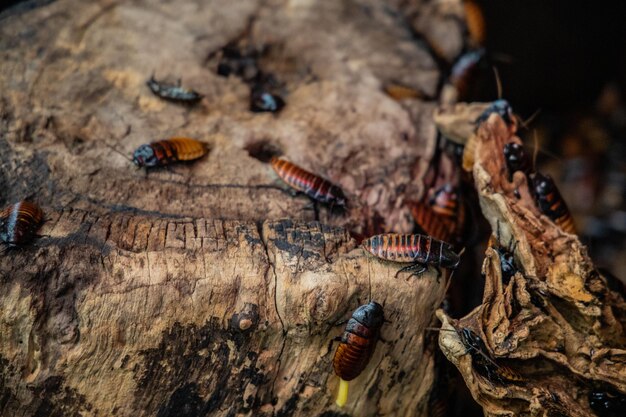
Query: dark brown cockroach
[
  {"left": 457, "top": 327, "right": 523, "bottom": 385},
  {"left": 503, "top": 142, "right": 532, "bottom": 181},
  {"left": 0, "top": 201, "right": 44, "bottom": 247},
  {"left": 449, "top": 48, "right": 485, "bottom": 101},
  {"left": 333, "top": 301, "right": 384, "bottom": 407},
  {"left": 362, "top": 234, "right": 461, "bottom": 278},
  {"left": 146, "top": 76, "right": 203, "bottom": 104},
  {"left": 530, "top": 172, "right": 576, "bottom": 234},
  {"left": 132, "top": 137, "right": 209, "bottom": 168},
  {"left": 270, "top": 157, "right": 347, "bottom": 208}
]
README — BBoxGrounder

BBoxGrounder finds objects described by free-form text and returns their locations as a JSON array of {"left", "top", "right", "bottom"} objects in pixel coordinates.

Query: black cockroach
[
  {"left": 457, "top": 327, "right": 522, "bottom": 384},
  {"left": 146, "top": 75, "right": 203, "bottom": 104},
  {"left": 449, "top": 48, "right": 485, "bottom": 101},
  {"left": 361, "top": 234, "right": 461, "bottom": 278},
  {"left": 270, "top": 157, "right": 346, "bottom": 208},
  {"left": 0, "top": 201, "right": 44, "bottom": 247},
  {"left": 589, "top": 389, "right": 626, "bottom": 417},
  {"left": 250, "top": 86, "right": 285, "bottom": 113},
  {"left": 492, "top": 221, "right": 519, "bottom": 285},
  {"left": 333, "top": 301, "right": 384, "bottom": 407},
  {"left": 530, "top": 172, "right": 576, "bottom": 234},
  {"left": 503, "top": 142, "right": 532, "bottom": 181}
]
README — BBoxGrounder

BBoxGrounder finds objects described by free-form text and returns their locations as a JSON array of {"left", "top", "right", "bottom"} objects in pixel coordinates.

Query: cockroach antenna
[
  {"left": 492, "top": 66, "right": 503, "bottom": 99},
  {"left": 104, "top": 143, "right": 134, "bottom": 164}
]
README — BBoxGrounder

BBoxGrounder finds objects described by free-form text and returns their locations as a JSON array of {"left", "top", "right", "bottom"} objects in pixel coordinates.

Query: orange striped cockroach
[
  {"left": 0, "top": 201, "right": 44, "bottom": 247},
  {"left": 362, "top": 234, "right": 461, "bottom": 279},
  {"left": 530, "top": 172, "right": 576, "bottom": 234},
  {"left": 146, "top": 75, "right": 203, "bottom": 104},
  {"left": 270, "top": 157, "right": 347, "bottom": 209},
  {"left": 333, "top": 301, "right": 384, "bottom": 407},
  {"left": 131, "top": 138, "right": 209, "bottom": 168},
  {"left": 411, "top": 184, "right": 465, "bottom": 243}
]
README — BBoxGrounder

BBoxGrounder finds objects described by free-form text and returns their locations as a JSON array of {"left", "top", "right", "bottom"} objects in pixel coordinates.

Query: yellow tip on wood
[{"left": 336, "top": 378, "right": 349, "bottom": 407}]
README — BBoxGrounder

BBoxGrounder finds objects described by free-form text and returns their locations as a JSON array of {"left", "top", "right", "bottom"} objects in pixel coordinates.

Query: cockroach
[
  {"left": 589, "top": 389, "right": 626, "bottom": 417},
  {"left": 132, "top": 137, "right": 209, "bottom": 168},
  {"left": 333, "top": 301, "right": 384, "bottom": 407},
  {"left": 361, "top": 234, "right": 461, "bottom": 278},
  {"left": 530, "top": 172, "right": 576, "bottom": 234},
  {"left": 429, "top": 184, "right": 462, "bottom": 219},
  {"left": 491, "top": 221, "right": 519, "bottom": 285},
  {"left": 475, "top": 99, "right": 517, "bottom": 130},
  {"left": 410, "top": 202, "right": 455, "bottom": 243},
  {"left": 270, "top": 157, "right": 347, "bottom": 208},
  {"left": 146, "top": 76, "right": 203, "bottom": 104},
  {"left": 250, "top": 87, "right": 285, "bottom": 113},
  {"left": 0, "top": 201, "right": 44, "bottom": 247},
  {"left": 412, "top": 184, "right": 464, "bottom": 243},
  {"left": 449, "top": 49, "right": 485, "bottom": 101},
  {"left": 457, "top": 327, "right": 522, "bottom": 384},
  {"left": 503, "top": 142, "right": 532, "bottom": 181}
]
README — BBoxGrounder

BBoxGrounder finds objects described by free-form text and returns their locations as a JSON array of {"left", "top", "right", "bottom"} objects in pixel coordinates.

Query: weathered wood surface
[
  {"left": 0, "top": 0, "right": 467, "bottom": 416},
  {"left": 438, "top": 114, "right": 626, "bottom": 416}
]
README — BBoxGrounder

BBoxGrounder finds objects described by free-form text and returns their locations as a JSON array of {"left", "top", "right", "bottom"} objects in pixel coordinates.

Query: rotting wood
[
  {"left": 438, "top": 114, "right": 626, "bottom": 417},
  {"left": 0, "top": 0, "right": 463, "bottom": 416},
  {"left": 0, "top": 211, "right": 445, "bottom": 416}
]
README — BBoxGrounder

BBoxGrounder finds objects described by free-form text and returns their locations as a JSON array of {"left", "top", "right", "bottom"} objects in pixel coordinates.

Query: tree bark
[{"left": 0, "top": 0, "right": 466, "bottom": 416}]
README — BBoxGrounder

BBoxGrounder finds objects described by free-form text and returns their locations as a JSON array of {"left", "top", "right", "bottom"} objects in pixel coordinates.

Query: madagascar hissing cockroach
[
  {"left": 270, "top": 157, "right": 347, "bottom": 208},
  {"left": 0, "top": 201, "right": 44, "bottom": 247},
  {"left": 411, "top": 184, "right": 464, "bottom": 243},
  {"left": 589, "top": 389, "right": 626, "bottom": 417},
  {"left": 457, "top": 327, "right": 522, "bottom": 385},
  {"left": 449, "top": 49, "right": 485, "bottom": 101},
  {"left": 410, "top": 202, "right": 455, "bottom": 244},
  {"left": 333, "top": 301, "right": 384, "bottom": 407},
  {"left": 146, "top": 76, "right": 204, "bottom": 104},
  {"left": 132, "top": 137, "right": 209, "bottom": 168},
  {"left": 362, "top": 234, "right": 461, "bottom": 279},
  {"left": 503, "top": 142, "right": 532, "bottom": 181},
  {"left": 475, "top": 99, "right": 517, "bottom": 131},
  {"left": 530, "top": 172, "right": 576, "bottom": 234}
]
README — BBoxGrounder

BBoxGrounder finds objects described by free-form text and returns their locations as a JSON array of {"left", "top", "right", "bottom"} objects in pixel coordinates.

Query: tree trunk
[{"left": 0, "top": 0, "right": 465, "bottom": 416}]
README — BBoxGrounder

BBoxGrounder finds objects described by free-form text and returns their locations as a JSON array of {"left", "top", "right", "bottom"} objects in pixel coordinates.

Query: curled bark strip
[{"left": 438, "top": 114, "right": 626, "bottom": 416}]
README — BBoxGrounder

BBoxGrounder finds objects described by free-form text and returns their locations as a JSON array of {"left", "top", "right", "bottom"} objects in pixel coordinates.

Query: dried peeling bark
[
  {"left": 0, "top": 0, "right": 462, "bottom": 416},
  {"left": 438, "top": 114, "right": 626, "bottom": 416}
]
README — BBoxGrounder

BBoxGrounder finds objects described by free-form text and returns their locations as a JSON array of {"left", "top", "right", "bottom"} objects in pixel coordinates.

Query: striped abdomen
[
  {"left": 333, "top": 302, "right": 384, "bottom": 381},
  {"left": 531, "top": 173, "right": 576, "bottom": 234},
  {"left": 132, "top": 138, "right": 208, "bottom": 167},
  {"left": 410, "top": 202, "right": 455, "bottom": 243},
  {"left": 270, "top": 157, "right": 346, "bottom": 206},
  {"left": 0, "top": 201, "right": 44, "bottom": 246},
  {"left": 362, "top": 234, "right": 460, "bottom": 269}
]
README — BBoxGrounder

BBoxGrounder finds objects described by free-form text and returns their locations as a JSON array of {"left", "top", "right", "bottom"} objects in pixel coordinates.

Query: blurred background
[{"left": 457, "top": 0, "right": 626, "bottom": 282}]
